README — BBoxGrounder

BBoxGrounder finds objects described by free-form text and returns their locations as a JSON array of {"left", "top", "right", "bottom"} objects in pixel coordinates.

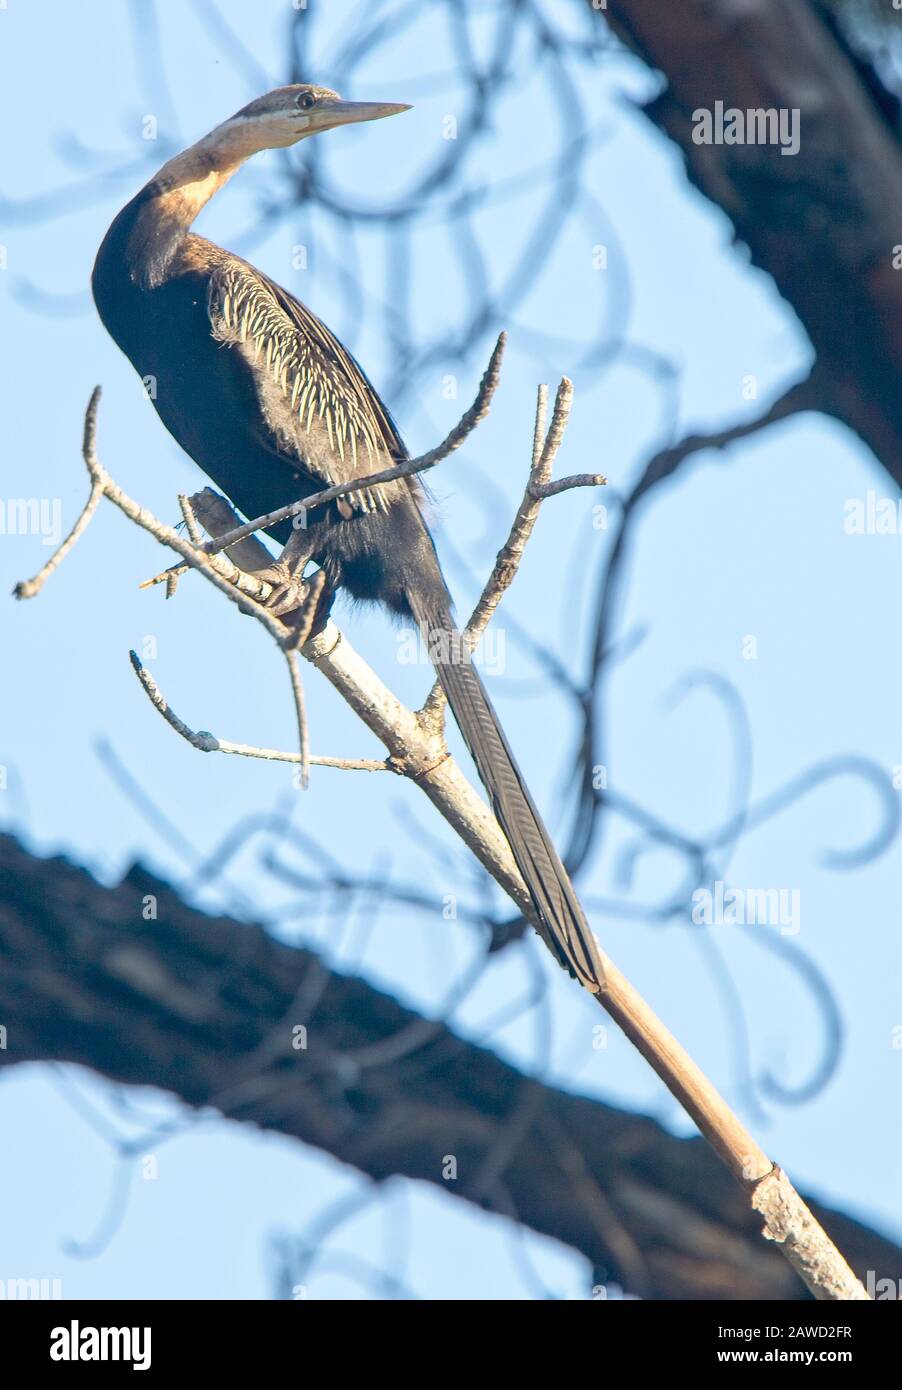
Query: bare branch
[
  {"left": 285, "top": 648, "right": 310, "bottom": 789},
  {"left": 177, "top": 493, "right": 205, "bottom": 547},
  {"left": 13, "top": 387, "right": 106, "bottom": 600},
  {"left": 129, "top": 652, "right": 389, "bottom": 771},
  {"left": 421, "top": 377, "right": 604, "bottom": 727},
  {"left": 531, "top": 473, "right": 606, "bottom": 499}
]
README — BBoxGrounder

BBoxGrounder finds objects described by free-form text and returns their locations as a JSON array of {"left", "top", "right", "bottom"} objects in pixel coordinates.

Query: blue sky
[{"left": 1, "top": 0, "right": 900, "bottom": 1298}]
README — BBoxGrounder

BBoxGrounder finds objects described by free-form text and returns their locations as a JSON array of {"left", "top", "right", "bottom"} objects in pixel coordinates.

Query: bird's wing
[{"left": 207, "top": 258, "right": 407, "bottom": 514}]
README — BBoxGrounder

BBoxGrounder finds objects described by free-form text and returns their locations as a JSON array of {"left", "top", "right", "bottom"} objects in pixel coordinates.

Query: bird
[{"left": 92, "top": 85, "right": 601, "bottom": 990}]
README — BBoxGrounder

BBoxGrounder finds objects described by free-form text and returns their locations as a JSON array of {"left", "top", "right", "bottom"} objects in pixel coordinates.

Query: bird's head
[{"left": 222, "top": 84, "right": 411, "bottom": 151}]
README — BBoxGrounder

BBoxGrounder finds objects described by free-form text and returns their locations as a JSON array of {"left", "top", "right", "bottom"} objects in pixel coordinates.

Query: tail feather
[{"left": 410, "top": 586, "right": 601, "bottom": 989}]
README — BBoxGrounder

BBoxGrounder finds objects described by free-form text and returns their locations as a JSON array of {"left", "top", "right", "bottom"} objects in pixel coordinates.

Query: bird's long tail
[{"left": 407, "top": 581, "right": 601, "bottom": 989}]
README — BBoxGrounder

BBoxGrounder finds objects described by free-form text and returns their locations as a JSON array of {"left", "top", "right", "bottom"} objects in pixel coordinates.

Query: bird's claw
[{"left": 252, "top": 561, "right": 308, "bottom": 617}]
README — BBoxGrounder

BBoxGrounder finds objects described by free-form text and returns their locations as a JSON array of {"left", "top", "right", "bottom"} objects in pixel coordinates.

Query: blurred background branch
[{"left": 3, "top": 833, "right": 900, "bottom": 1301}]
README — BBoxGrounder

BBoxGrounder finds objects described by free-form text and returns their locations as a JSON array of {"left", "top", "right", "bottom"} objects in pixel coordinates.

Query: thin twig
[
  {"left": 421, "top": 378, "right": 603, "bottom": 726},
  {"left": 13, "top": 388, "right": 287, "bottom": 633},
  {"left": 285, "top": 648, "right": 310, "bottom": 789},
  {"left": 129, "top": 653, "right": 389, "bottom": 771},
  {"left": 468, "top": 380, "right": 590, "bottom": 643},
  {"left": 177, "top": 493, "right": 204, "bottom": 545},
  {"left": 13, "top": 477, "right": 104, "bottom": 601},
  {"left": 532, "top": 383, "right": 549, "bottom": 475},
  {"left": 74, "top": 389, "right": 294, "bottom": 646},
  {"left": 531, "top": 473, "right": 605, "bottom": 499},
  {"left": 284, "top": 569, "right": 327, "bottom": 652},
  {"left": 14, "top": 387, "right": 105, "bottom": 599}
]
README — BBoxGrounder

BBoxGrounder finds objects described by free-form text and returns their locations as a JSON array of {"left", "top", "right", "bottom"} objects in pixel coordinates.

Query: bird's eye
[{"left": 297, "top": 92, "right": 317, "bottom": 111}]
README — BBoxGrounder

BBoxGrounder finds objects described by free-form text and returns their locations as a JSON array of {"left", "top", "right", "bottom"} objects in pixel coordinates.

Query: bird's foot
[
  {"left": 283, "top": 569, "right": 333, "bottom": 649},
  {"left": 253, "top": 560, "right": 309, "bottom": 618}
]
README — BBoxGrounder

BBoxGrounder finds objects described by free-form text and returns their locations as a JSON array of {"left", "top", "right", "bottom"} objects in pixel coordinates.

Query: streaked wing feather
[{"left": 207, "top": 259, "right": 407, "bottom": 513}]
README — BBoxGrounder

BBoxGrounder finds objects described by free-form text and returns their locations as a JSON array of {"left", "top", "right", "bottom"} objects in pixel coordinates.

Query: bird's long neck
[{"left": 97, "top": 120, "right": 263, "bottom": 293}]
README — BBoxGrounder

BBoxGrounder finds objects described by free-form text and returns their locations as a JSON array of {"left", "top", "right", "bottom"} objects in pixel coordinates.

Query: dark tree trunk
[
  {"left": 2, "top": 834, "right": 899, "bottom": 1300},
  {"left": 598, "top": 0, "right": 902, "bottom": 475}
]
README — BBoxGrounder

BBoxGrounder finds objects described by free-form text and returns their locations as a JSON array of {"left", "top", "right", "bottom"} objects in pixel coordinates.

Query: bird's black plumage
[{"left": 91, "top": 88, "right": 601, "bottom": 988}]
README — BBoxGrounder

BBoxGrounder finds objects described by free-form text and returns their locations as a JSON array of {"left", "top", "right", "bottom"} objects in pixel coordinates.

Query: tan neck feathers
[{"left": 148, "top": 119, "right": 260, "bottom": 228}]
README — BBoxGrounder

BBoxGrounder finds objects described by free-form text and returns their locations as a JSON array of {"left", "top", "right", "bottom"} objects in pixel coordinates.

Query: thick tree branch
[{"left": 600, "top": 0, "right": 902, "bottom": 477}]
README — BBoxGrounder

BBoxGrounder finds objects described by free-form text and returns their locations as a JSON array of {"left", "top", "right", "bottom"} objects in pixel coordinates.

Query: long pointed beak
[{"left": 315, "top": 99, "right": 412, "bottom": 130}]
